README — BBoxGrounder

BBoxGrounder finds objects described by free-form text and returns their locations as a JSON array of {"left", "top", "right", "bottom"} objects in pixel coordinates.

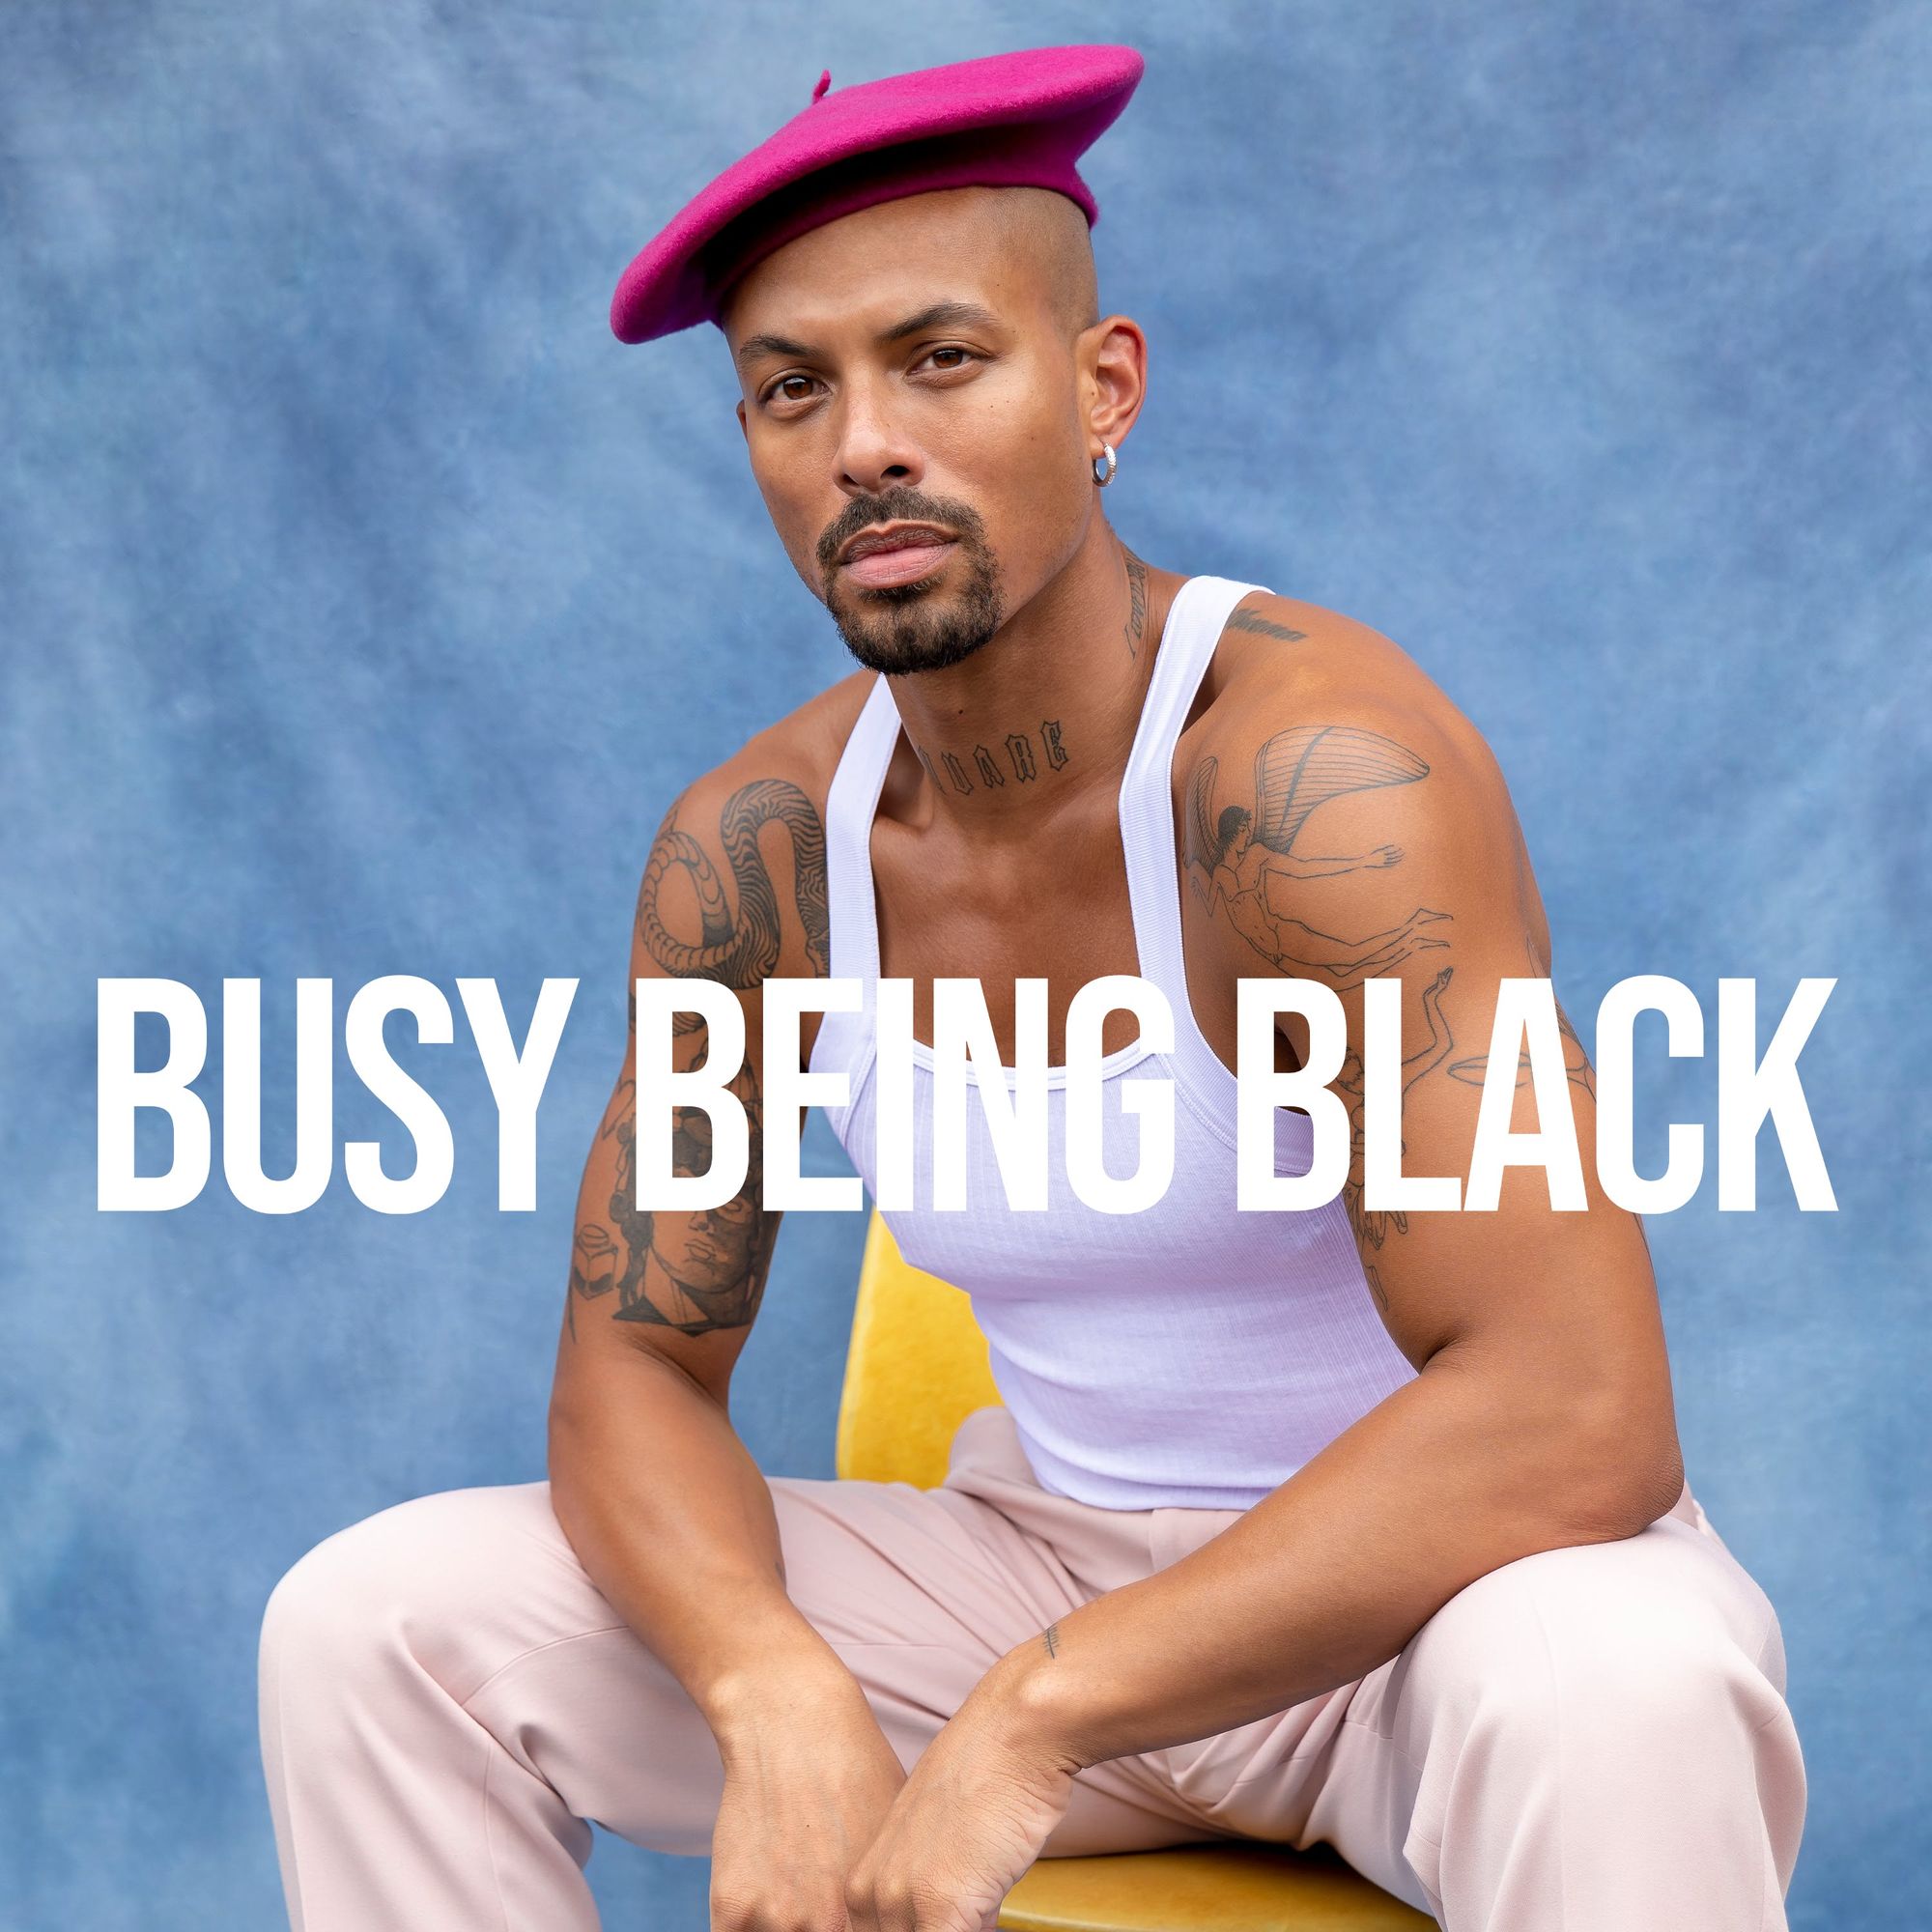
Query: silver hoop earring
[{"left": 1092, "top": 440, "right": 1117, "bottom": 487}]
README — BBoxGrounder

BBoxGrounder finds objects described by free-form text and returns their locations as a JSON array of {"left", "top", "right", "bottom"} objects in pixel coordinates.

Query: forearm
[
  {"left": 548, "top": 1345, "right": 857, "bottom": 1738},
  {"left": 986, "top": 1344, "right": 1684, "bottom": 1771}
]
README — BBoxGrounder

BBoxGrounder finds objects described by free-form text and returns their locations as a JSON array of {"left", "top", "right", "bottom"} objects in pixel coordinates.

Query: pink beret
[{"left": 610, "top": 44, "right": 1146, "bottom": 344}]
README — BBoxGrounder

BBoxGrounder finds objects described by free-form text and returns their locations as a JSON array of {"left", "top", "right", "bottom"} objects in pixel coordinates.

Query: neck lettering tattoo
[{"left": 915, "top": 721, "right": 1070, "bottom": 797}]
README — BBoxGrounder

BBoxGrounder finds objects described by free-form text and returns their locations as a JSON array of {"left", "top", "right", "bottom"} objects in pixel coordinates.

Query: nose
[{"left": 834, "top": 373, "right": 923, "bottom": 499}]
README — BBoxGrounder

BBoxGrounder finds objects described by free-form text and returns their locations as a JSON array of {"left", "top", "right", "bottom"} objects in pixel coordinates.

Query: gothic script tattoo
[{"left": 915, "top": 721, "right": 1070, "bottom": 795}]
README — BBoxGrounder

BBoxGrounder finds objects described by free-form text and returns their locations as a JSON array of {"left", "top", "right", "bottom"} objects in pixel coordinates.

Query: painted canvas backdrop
[{"left": 5, "top": 3, "right": 1925, "bottom": 1926}]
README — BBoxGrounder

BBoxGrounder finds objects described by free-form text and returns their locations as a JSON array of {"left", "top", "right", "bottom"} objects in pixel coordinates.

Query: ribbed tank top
[{"left": 808, "top": 574, "right": 1419, "bottom": 1510}]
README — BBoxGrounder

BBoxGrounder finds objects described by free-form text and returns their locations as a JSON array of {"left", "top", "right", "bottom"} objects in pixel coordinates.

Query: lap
[
  {"left": 272, "top": 1454, "right": 1788, "bottom": 1871},
  {"left": 267, "top": 1435, "right": 1806, "bottom": 1928},
  {"left": 269, "top": 1468, "right": 1076, "bottom": 1704},
  {"left": 265, "top": 1466, "right": 1210, "bottom": 1854}
]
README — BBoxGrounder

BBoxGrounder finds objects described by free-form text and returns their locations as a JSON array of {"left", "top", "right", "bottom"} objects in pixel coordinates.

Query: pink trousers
[{"left": 258, "top": 1406, "right": 1805, "bottom": 1930}]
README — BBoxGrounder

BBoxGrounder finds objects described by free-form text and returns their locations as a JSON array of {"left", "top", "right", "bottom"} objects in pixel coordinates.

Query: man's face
[
  {"left": 653, "top": 1100, "right": 763, "bottom": 1298},
  {"left": 724, "top": 186, "right": 1100, "bottom": 674}
]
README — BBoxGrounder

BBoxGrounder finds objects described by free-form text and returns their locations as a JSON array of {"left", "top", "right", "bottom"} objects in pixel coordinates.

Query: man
[{"left": 258, "top": 45, "right": 1805, "bottom": 1930}]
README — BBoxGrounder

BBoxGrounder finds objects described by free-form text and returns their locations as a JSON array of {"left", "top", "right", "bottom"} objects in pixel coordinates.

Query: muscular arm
[
  {"left": 546, "top": 765, "right": 851, "bottom": 1736},
  {"left": 986, "top": 673, "right": 1685, "bottom": 1771}
]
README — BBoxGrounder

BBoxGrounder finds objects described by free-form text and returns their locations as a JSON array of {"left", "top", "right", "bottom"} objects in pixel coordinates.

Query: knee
[
  {"left": 1417, "top": 1537, "right": 1788, "bottom": 1756},
  {"left": 259, "top": 1485, "right": 550, "bottom": 1705},
  {"left": 1544, "top": 1600, "right": 1771, "bottom": 1752},
  {"left": 260, "top": 1501, "right": 421, "bottom": 1698}
]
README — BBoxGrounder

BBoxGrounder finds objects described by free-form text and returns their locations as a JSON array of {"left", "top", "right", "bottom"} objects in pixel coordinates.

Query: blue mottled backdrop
[{"left": 4, "top": 3, "right": 1925, "bottom": 1926}]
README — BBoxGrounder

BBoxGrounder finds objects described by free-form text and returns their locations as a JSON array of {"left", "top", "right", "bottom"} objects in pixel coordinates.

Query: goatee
[
  {"left": 820, "top": 491, "right": 1005, "bottom": 675},
  {"left": 831, "top": 537, "right": 1005, "bottom": 672}
]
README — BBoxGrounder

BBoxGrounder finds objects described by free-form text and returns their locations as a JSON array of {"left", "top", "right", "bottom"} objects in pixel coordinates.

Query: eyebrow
[{"left": 733, "top": 298, "right": 1003, "bottom": 374}]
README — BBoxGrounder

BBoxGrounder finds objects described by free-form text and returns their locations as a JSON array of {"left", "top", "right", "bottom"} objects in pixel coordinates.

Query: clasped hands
[{"left": 841, "top": 1647, "right": 1083, "bottom": 1932}]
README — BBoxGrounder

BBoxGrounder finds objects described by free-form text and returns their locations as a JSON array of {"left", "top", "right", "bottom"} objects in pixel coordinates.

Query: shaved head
[
  {"left": 987, "top": 185, "right": 1101, "bottom": 339},
  {"left": 720, "top": 183, "right": 1101, "bottom": 345}
]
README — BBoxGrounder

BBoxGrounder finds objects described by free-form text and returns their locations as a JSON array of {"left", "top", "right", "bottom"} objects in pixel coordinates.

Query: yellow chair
[{"left": 837, "top": 1214, "right": 1437, "bottom": 1931}]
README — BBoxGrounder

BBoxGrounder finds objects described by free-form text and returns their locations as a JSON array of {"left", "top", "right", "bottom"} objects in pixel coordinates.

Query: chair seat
[{"left": 999, "top": 1840, "right": 1435, "bottom": 1931}]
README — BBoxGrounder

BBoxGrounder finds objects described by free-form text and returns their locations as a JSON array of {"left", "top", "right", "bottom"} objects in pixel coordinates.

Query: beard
[{"left": 819, "top": 489, "right": 1006, "bottom": 675}]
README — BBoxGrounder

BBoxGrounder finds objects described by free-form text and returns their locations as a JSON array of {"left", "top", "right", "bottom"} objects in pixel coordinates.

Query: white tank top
[{"left": 809, "top": 573, "right": 1418, "bottom": 1509}]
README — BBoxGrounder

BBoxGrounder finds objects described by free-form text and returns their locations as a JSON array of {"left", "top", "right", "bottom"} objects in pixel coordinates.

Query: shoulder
[
  {"left": 1187, "top": 589, "right": 1492, "bottom": 776},
  {"left": 1178, "top": 588, "right": 1547, "bottom": 974},
  {"left": 668, "top": 667, "right": 876, "bottom": 831},
  {"left": 1185, "top": 589, "right": 1516, "bottom": 853}
]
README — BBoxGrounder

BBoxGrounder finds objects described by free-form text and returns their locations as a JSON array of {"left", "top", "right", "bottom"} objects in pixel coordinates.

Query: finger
[{"left": 843, "top": 1871, "right": 880, "bottom": 1932}]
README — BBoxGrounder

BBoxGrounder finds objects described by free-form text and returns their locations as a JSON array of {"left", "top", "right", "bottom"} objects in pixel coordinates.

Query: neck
[{"left": 885, "top": 523, "right": 1183, "bottom": 830}]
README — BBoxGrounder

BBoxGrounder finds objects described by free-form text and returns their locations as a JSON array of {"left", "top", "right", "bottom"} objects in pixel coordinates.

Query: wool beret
[{"left": 610, "top": 44, "right": 1145, "bottom": 344}]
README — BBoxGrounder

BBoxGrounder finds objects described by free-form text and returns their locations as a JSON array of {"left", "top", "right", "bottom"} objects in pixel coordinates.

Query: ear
[
  {"left": 1090, "top": 317, "right": 1144, "bottom": 471},
  {"left": 735, "top": 399, "right": 749, "bottom": 442}
]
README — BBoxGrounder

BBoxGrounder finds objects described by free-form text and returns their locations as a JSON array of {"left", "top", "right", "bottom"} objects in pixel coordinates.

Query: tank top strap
[
  {"left": 1120, "top": 574, "right": 1271, "bottom": 1002},
  {"left": 820, "top": 671, "right": 901, "bottom": 984}
]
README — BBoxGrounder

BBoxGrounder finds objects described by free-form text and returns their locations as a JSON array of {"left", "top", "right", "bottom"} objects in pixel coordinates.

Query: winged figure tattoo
[{"left": 1186, "top": 724, "right": 1451, "bottom": 987}]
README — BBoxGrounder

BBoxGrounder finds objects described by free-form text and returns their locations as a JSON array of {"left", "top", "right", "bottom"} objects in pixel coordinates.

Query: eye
[
  {"left": 918, "top": 345, "right": 980, "bottom": 374},
  {"left": 761, "top": 372, "right": 822, "bottom": 410}
]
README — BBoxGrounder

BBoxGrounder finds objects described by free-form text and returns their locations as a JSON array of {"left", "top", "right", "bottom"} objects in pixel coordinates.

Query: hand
[
  {"left": 843, "top": 1664, "right": 1081, "bottom": 1932},
  {"left": 708, "top": 1672, "right": 909, "bottom": 1932}
]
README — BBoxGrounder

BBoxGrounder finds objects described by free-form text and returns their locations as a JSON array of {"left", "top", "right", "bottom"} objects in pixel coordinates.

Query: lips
[
  {"left": 838, "top": 522, "right": 958, "bottom": 588},
  {"left": 840, "top": 521, "right": 953, "bottom": 561},
  {"left": 843, "top": 539, "right": 956, "bottom": 587}
]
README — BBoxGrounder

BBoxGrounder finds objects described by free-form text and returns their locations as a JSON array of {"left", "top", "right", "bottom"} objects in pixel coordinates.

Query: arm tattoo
[
  {"left": 1186, "top": 724, "right": 1446, "bottom": 985},
  {"left": 1448, "top": 1002, "right": 1597, "bottom": 1100},
  {"left": 1554, "top": 1004, "right": 1596, "bottom": 1100},
  {"left": 570, "top": 1037, "right": 778, "bottom": 1339},
  {"left": 1040, "top": 1622, "right": 1061, "bottom": 1659},
  {"left": 1333, "top": 966, "right": 1457, "bottom": 1312},
  {"left": 1191, "top": 724, "right": 1428, "bottom": 885},
  {"left": 569, "top": 778, "right": 822, "bottom": 1340},
  {"left": 1186, "top": 720, "right": 1456, "bottom": 1314},
  {"left": 1503, "top": 833, "right": 1598, "bottom": 1094},
  {"left": 637, "top": 779, "right": 829, "bottom": 987}
]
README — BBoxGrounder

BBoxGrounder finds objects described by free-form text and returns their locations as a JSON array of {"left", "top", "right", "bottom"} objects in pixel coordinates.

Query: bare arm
[
  {"left": 546, "top": 767, "right": 858, "bottom": 1738},
  {"left": 984, "top": 689, "right": 1685, "bottom": 1769}
]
